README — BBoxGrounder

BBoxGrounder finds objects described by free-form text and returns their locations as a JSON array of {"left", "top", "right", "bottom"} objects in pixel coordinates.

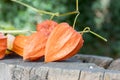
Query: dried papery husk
[
  {"left": 23, "top": 20, "right": 58, "bottom": 61},
  {"left": 37, "top": 20, "right": 58, "bottom": 36},
  {"left": 12, "top": 35, "right": 28, "bottom": 56},
  {"left": 45, "top": 23, "right": 84, "bottom": 62},
  {"left": 0, "top": 33, "right": 7, "bottom": 59},
  {"left": 6, "top": 34, "right": 15, "bottom": 54},
  {"left": 23, "top": 32, "right": 48, "bottom": 61}
]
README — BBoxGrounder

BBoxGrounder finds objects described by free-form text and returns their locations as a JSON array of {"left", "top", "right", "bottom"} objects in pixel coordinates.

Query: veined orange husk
[
  {"left": 59, "top": 38, "right": 83, "bottom": 60},
  {"left": 45, "top": 23, "right": 84, "bottom": 62},
  {"left": 12, "top": 35, "right": 28, "bottom": 56},
  {"left": 0, "top": 33, "right": 7, "bottom": 59},
  {"left": 23, "top": 20, "right": 58, "bottom": 61},
  {"left": 37, "top": 20, "right": 58, "bottom": 36},
  {"left": 23, "top": 32, "right": 48, "bottom": 61}
]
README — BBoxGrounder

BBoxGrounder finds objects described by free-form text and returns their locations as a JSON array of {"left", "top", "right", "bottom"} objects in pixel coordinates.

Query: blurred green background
[{"left": 0, "top": 0, "right": 120, "bottom": 58}]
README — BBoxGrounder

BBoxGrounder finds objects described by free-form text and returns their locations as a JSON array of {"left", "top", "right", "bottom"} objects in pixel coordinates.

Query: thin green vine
[
  {"left": 11, "top": 0, "right": 79, "bottom": 22},
  {"left": 10, "top": 0, "right": 107, "bottom": 42},
  {"left": 79, "top": 27, "right": 107, "bottom": 42},
  {"left": 73, "top": 11, "right": 80, "bottom": 29},
  {"left": 76, "top": 0, "right": 79, "bottom": 11},
  {"left": 72, "top": 0, "right": 80, "bottom": 28},
  {"left": 58, "top": 11, "right": 78, "bottom": 17},
  {"left": 11, "top": 0, "right": 55, "bottom": 16},
  {"left": 0, "top": 30, "right": 36, "bottom": 34},
  {"left": 89, "top": 31, "right": 107, "bottom": 42}
]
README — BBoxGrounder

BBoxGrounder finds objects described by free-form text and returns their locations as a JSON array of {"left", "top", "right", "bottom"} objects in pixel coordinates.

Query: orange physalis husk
[
  {"left": 23, "top": 20, "right": 58, "bottom": 61},
  {"left": 12, "top": 35, "right": 28, "bottom": 56},
  {"left": 45, "top": 23, "right": 84, "bottom": 62},
  {"left": 23, "top": 32, "right": 48, "bottom": 61},
  {"left": 37, "top": 20, "right": 58, "bottom": 36},
  {"left": 0, "top": 33, "right": 7, "bottom": 59}
]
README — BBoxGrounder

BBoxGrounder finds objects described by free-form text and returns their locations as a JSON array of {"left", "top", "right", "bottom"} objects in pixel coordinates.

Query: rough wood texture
[
  {"left": 108, "top": 59, "right": 120, "bottom": 70},
  {"left": 0, "top": 55, "right": 120, "bottom": 80},
  {"left": 72, "top": 54, "right": 113, "bottom": 68}
]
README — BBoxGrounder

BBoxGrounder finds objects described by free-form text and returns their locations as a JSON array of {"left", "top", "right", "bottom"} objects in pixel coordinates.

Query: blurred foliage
[{"left": 0, "top": 0, "right": 120, "bottom": 58}]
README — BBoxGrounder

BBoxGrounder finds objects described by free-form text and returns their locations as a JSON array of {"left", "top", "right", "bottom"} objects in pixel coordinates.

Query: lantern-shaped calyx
[
  {"left": 0, "top": 33, "right": 7, "bottom": 59},
  {"left": 45, "top": 23, "right": 84, "bottom": 62},
  {"left": 12, "top": 35, "right": 28, "bottom": 56},
  {"left": 23, "top": 20, "right": 58, "bottom": 61}
]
